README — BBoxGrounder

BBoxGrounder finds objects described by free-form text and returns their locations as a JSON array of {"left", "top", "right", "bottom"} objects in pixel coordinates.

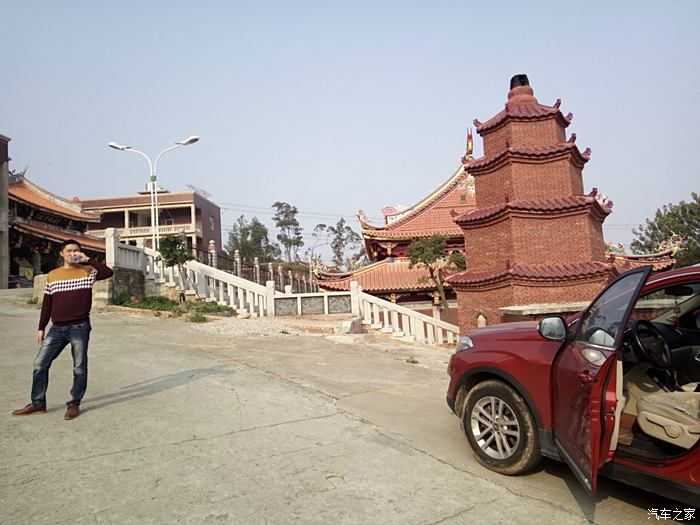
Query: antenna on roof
[{"left": 186, "top": 184, "right": 213, "bottom": 199}]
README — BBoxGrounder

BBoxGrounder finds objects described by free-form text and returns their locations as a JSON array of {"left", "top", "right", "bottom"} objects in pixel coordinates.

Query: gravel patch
[{"left": 190, "top": 316, "right": 307, "bottom": 337}]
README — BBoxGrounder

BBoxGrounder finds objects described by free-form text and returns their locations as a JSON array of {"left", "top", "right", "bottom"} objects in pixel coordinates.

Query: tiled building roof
[
  {"left": 454, "top": 195, "right": 612, "bottom": 224},
  {"left": 447, "top": 261, "right": 615, "bottom": 286},
  {"left": 360, "top": 166, "right": 476, "bottom": 240},
  {"left": 14, "top": 221, "right": 105, "bottom": 251},
  {"left": 465, "top": 142, "right": 591, "bottom": 173},
  {"left": 474, "top": 98, "right": 572, "bottom": 134},
  {"left": 317, "top": 258, "right": 438, "bottom": 292},
  {"left": 9, "top": 176, "right": 101, "bottom": 222},
  {"left": 81, "top": 191, "right": 204, "bottom": 209},
  {"left": 607, "top": 250, "right": 676, "bottom": 271}
]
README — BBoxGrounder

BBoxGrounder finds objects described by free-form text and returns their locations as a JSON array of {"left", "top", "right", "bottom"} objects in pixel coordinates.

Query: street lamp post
[{"left": 108, "top": 136, "right": 199, "bottom": 251}]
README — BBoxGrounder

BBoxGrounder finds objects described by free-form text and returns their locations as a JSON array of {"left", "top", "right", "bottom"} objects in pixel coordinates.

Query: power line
[{"left": 218, "top": 203, "right": 382, "bottom": 223}]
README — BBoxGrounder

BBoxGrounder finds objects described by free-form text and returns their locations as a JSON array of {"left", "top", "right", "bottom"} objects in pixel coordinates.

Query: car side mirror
[{"left": 538, "top": 316, "right": 568, "bottom": 342}]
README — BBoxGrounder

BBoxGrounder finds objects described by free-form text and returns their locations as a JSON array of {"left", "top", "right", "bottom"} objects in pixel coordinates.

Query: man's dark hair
[{"left": 60, "top": 239, "right": 82, "bottom": 251}]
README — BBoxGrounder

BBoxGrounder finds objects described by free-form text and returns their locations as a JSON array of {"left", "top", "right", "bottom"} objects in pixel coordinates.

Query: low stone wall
[
  {"left": 274, "top": 293, "right": 353, "bottom": 316},
  {"left": 109, "top": 268, "right": 145, "bottom": 304}
]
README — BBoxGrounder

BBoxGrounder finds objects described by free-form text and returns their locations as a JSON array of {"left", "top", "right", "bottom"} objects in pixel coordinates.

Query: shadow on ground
[{"left": 83, "top": 365, "right": 234, "bottom": 412}]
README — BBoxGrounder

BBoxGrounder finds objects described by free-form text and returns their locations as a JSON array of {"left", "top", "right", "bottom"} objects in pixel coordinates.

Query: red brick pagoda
[{"left": 448, "top": 74, "right": 618, "bottom": 329}]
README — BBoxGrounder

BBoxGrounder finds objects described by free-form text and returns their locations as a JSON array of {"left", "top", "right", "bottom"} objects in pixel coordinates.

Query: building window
[{"left": 209, "top": 216, "right": 215, "bottom": 231}]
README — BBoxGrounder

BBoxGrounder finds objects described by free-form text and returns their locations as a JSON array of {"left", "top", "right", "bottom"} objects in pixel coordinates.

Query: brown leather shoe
[
  {"left": 12, "top": 403, "right": 47, "bottom": 416},
  {"left": 64, "top": 404, "right": 80, "bottom": 420}
]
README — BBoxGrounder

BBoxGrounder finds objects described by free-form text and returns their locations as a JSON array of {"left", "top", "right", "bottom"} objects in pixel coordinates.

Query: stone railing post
[
  {"left": 266, "top": 281, "right": 276, "bottom": 316},
  {"left": 278, "top": 264, "right": 284, "bottom": 289},
  {"left": 350, "top": 281, "right": 360, "bottom": 316},
  {"left": 288, "top": 270, "right": 293, "bottom": 292},
  {"left": 268, "top": 262, "right": 274, "bottom": 282},
  {"left": 302, "top": 275, "right": 307, "bottom": 293},
  {"left": 208, "top": 240, "right": 217, "bottom": 268},
  {"left": 105, "top": 228, "right": 118, "bottom": 268},
  {"left": 254, "top": 257, "right": 260, "bottom": 284},
  {"left": 234, "top": 249, "right": 241, "bottom": 276}
]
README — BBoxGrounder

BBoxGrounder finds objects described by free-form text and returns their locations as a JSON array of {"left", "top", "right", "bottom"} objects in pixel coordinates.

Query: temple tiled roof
[
  {"left": 9, "top": 175, "right": 101, "bottom": 222},
  {"left": 447, "top": 261, "right": 615, "bottom": 286},
  {"left": 607, "top": 250, "right": 676, "bottom": 271},
  {"left": 454, "top": 195, "right": 612, "bottom": 225},
  {"left": 317, "top": 258, "right": 437, "bottom": 292},
  {"left": 359, "top": 166, "right": 476, "bottom": 240},
  {"left": 474, "top": 97, "right": 572, "bottom": 134},
  {"left": 14, "top": 221, "right": 105, "bottom": 251}
]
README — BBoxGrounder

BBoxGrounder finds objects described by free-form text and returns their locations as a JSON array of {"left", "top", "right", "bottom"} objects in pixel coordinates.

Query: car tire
[{"left": 462, "top": 379, "right": 541, "bottom": 475}]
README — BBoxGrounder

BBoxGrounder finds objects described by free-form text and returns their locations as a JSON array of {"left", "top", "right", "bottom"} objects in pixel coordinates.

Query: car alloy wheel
[
  {"left": 470, "top": 396, "right": 521, "bottom": 460},
  {"left": 462, "top": 379, "right": 541, "bottom": 475}
]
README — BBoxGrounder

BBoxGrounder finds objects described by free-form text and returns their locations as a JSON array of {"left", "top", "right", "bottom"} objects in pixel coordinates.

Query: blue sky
[{"left": 3, "top": 1, "right": 698, "bottom": 255}]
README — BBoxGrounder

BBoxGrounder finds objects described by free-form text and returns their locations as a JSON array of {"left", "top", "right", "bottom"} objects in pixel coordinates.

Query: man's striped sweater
[{"left": 39, "top": 259, "right": 114, "bottom": 330}]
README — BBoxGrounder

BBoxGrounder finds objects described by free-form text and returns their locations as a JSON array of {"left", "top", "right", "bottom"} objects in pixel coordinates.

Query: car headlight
[{"left": 455, "top": 335, "right": 474, "bottom": 353}]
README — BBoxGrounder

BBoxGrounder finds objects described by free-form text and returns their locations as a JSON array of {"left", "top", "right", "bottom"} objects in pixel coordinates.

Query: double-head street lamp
[{"left": 108, "top": 136, "right": 199, "bottom": 251}]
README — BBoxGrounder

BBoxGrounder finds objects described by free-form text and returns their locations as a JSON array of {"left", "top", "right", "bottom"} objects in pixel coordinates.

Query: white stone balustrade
[
  {"left": 159, "top": 258, "right": 271, "bottom": 317},
  {"left": 358, "top": 287, "right": 459, "bottom": 345},
  {"left": 105, "top": 228, "right": 146, "bottom": 271}
]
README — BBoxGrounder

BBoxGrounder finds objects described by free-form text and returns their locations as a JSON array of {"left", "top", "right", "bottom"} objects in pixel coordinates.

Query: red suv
[{"left": 447, "top": 265, "right": 700, "bottom": 504}]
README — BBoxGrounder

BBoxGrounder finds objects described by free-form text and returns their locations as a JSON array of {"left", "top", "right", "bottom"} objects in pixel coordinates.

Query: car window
[
  {"left": 575, "top": 271, "right": 647, "bottom": 349},
  {"left": 631, "top": 281, "right": 700, "bottom": 327}
]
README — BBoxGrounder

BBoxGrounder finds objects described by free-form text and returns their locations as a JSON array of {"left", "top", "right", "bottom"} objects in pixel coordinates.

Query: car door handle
[{"left": 579, "top": 372, "right": 595, "bottom": 384}]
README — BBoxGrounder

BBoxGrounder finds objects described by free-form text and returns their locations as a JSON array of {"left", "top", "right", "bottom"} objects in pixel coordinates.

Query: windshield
[
  {"left": 630, "top": 281, "right": 700, "bottom": 328},
  {"left": 575, "top": 270, "right": 648, "bottom": 349}
]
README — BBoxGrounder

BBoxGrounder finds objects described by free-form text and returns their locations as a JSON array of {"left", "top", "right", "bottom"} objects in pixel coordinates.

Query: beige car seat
[{"left": 636, "top": 392, "right": 700, "bottom": 449}]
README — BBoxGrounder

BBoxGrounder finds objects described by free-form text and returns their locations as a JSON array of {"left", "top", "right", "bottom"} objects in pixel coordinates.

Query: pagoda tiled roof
[
  {"left": 474, "top": 98, "right": 571, "bottom": 134},
  {"left": 14, "top": 221, "right": 106, "bottom": 251},
  {"left": 447, "top": 261, "right": 615, "bottom": 286},
  {"left": 317, "top": 257, "right": 438, "bottom": 292},
  {"left": 465, "top": 142, "right": 590, "bottom": 173},
  {"left": 454, "top": 195, "right": 612, "bottom": 225},
  {"left": 9, "top": 175, "right": 101, "bottom": 222},
  {"left": 360, "top": 166, "right": 475, "bottom": 239}
]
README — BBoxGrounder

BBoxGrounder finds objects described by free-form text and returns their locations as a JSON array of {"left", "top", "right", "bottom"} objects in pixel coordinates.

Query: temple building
[
  {"left": 447, "top": 74, "right": 669, "bottom": 329},
  {"left": 316, "top": 158, "right": 476, "bottom": 321},
  {"left": 7, "top": 170, "right": 105, "bottom": 280},
  {"left": 318, "top": 74, "right": 674, "bottom": 328}
]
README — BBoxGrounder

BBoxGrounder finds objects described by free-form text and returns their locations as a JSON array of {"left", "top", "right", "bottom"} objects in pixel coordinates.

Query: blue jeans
[{"left": 31, "top": 321, "right": 91, "bottom": 408}]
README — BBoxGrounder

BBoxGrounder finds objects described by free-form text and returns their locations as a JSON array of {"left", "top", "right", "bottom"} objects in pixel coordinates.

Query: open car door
[{"left": 552, "top": 266, "right": 652, "bottom": 494}]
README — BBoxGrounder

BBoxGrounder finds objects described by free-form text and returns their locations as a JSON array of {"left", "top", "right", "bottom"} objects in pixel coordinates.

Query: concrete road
[{"left": 0, "top": 290, "right": 688, "bottom": 524}]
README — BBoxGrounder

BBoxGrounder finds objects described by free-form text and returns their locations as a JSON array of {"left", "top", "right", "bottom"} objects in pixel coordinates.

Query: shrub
[
  {"left": 189, "top": 301, "right": 233, "bottom": 314},
  {"left": 188, "top": 313, "right": 207, "bottom": 323}
]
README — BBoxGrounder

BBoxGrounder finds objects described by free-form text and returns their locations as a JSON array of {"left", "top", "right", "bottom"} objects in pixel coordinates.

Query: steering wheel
[{"left": 631, "top": 320, "right": 672, "bottom": 368}]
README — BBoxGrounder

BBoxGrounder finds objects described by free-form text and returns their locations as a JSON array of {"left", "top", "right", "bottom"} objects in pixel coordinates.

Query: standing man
[{"left": 12, "top": 239, "right": 113, "bottom": 420}]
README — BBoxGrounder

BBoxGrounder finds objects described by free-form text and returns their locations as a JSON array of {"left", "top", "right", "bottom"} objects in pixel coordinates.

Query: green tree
[
  {"left": 307, "top": 223, "right": 330, "bottom": 262},
  {"left": 328, "top": 218, "right": 362, "bottom": 270},
  {"left": 226, "top": 215, "right": 280, "bottom": 263},
  {"left": 159, "top": 234, "right": 195, "bottom": 302},
  {"left": 308, "top": 219, "right": 363, "bottom": 270},
  {"left": 631, "top": 192, "right": 699, "bottom": 267},
  {"left": 406, "top": 236, "right": 463, "bottom": 312},
  {"left": 272, "top": 201, "right": 304, "bottom": 262}
]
